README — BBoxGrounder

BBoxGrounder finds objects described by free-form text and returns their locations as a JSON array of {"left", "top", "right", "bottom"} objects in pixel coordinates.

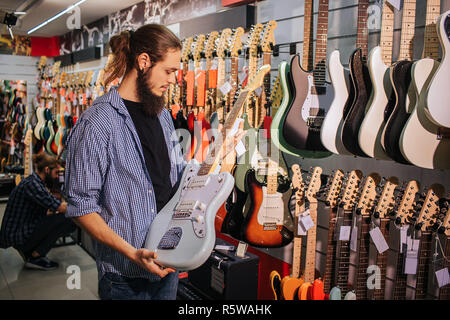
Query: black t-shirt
[{"left": 123, "top": 99, "right": 172, "bottom": 212}]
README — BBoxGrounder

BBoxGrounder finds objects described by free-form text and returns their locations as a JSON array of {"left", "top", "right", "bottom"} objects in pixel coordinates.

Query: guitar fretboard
[
  {"left": 356, "top": 0, "right": 370, "bottom": 59},
  {"left": 323, "top": 208, "right": 338, "bottom": 293},
  {"left": 334, "top": 207, "right": 353, "bottom": 295},
  {"left": 314, "top": 0, "right": 329, "bottom": 85},
  {"left": 414, "top": 232, "right": 433, "bottom": 300},
  {"left": 197, "top": 91, "right": 250, "bottom": 176},
  {"left": 354, "top": 215, "right": 371, "bottom": 299},
  {"left": 302, "top": 0, "right": 314, "bottom": 71},
  {"left": 304, "top": 201, "right": 318, "bottom": 283},
  {"left": 380, "top": 1, "right": 395, "bottom": 65},
  {"left": 373, "top": 218, "right": 391, "bottom": 300},
  {"left": 398, "top": 0, "right": 417, "bottom": 61},
  {"left": 422, "top": 0, "right": 440, "bottom": 60}
]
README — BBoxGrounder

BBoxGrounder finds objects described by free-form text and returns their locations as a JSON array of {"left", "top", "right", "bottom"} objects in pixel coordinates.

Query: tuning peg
[
  {"left": 373, "top": 211, "right": 380, "bottom": 219},
  {"left": 389, "top": 210, "right": 397, "bottom": 217},
  {"left": 356, "top": 208, "right": 362, "bottom": 215},
  {"left": 438, "top": 226, "right": 446, "bottom": 234},
  {"left": 415, "top": 222, "right": 423, "bottom": 231}
]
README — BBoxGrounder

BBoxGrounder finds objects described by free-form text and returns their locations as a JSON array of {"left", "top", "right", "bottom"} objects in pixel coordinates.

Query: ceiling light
[
  {"left": 27, "top": 0, "right": 87, "bottom": 35},
  {"left": 13, "top": 11, "right": 26, "bottom": 15}
]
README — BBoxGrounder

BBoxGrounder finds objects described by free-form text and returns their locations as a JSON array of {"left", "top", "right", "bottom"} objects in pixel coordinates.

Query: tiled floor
[{"left": 0, "top": 202, "right": 99, "bottom": 300}]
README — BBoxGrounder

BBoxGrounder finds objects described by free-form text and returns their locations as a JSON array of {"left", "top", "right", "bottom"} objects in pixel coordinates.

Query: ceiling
[{"left": 0, "top": 0, "right": 144, "bottom": 37}]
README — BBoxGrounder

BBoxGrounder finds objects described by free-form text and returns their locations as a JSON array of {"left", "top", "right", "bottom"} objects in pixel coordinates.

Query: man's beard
[{"left": 136, "top": 68, "right": 165, "bottom": 118}]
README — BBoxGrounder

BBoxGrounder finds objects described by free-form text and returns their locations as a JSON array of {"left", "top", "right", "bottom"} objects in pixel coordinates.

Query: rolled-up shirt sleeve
[{"left": 64, "top": 118, "right": 108, "bottom": 218}]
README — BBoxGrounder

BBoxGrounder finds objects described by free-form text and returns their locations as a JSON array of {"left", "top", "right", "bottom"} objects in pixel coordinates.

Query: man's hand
[{"left": 132, "top": 248, "right": 175, "bottom": 278}]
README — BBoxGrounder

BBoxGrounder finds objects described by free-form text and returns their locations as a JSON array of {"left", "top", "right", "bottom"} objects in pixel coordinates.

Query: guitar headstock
[
  {"left": 260, "top": 20, "right": 277, "bottom": 53},
  {"left": 229, "top": 27, "right": 244, "bottom": 58},
  {"left": 204, "top": 31, "right": 219, "bottom": 60},
  {"left": 181, "top": 37, "right": 194, "bottom": 63},
  {"left": 38, "top": 56, "right": 47, "bottom": 71},
  {"left": 374, "top": 176, "right": 399, "bottom": 219},
  {"left": 438, "top": 201, "right": 449, "bottom": 236},
  {"left": 192, "top": 34, "right": 206, "bottom": 62},
  {"left": 85, "top": 70, "right": 94, "bottom": 87},
  {"left": 269, "top": 75, "right": 283, "bottom": 108},
  {"left": 326, "top": 169, "right": 345, "bottom": 209},
  {"left": 340, "top": 170, "right": 363, "bottom": 211},
  {"left": 247, "top": 24, "right": 264, "bottom": 57},
  {"left": 395, "top": 180, "right": 420, "bottom": 225},
  {"left": 215, "top": 28, "right": 232, "bottom": 60},
  {"left": 242, "top": 64, "right": 271, "bottom": 93},
  {"left": 305, "top": 167, "right": 322, "bottom": 203},
  {"left": 415, "top": 184, "right": 445, "bottom": 232},
  {"left": 291, "top": 164, "right": 305, "bottom": 203},
  {"left": 356, "top": 173, "right": 381, "bottom": 216}
]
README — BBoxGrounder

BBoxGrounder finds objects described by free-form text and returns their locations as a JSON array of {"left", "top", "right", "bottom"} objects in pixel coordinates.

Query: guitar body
[
  {"left": 425, "top": 12, "right": 450, "bottom": 128},
  {"left": 222, "top": 184, "right": 248, "bottom": 239},
  {"left": 270, "top": 270, "right": 283, "bottom": 300},
  {"left": 186, "top": 111, "right": 198, "bottom": 161},
  {"left": 400, "top": 59, "right": 450, "bottom": 169},
  {"left": 329, "top": 286, "right": 342, "bottom": 300},
  {"left": 342, "top": 48, "right": 372, "bottom": 157},
  {"left": 233, "top": 127, "right": 258, "bottom": 193},
  {"left": 358, "top": 46, "right": 392, "bottom": 159},
  {"left": 281, "top": 276, "right": 304, "bottom": 300},
  {"left": 298, "top": 282, "right": 312, "bottom": 300},
  {"left": 382, "top": 60, "right": 414, "bottom": 164},
  {"left": 144, "top": 159, "right": 235, "bottom": 270},
  {"left": 282, "top": 55, "right": 333, "bottom": 156},
  {"left": 242, "top": 170, "right": 293, "bottom": 248},
  {"left": 344, "top": 291, "right": 357, "bottom": 300},
  {"left": 34, "top": 107, "right": 45, "bottom": 140},
  {"left": 320, "top": 50, "right": 352, "bottom": 155}
]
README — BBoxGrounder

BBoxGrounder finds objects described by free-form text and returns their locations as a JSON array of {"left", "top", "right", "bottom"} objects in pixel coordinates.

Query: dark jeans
[
  {"left": 14, "top": 213, "right": 76, "bottom": 259},
  {"left": 98, "top": 271, "right": 179, "bottom": 300}
]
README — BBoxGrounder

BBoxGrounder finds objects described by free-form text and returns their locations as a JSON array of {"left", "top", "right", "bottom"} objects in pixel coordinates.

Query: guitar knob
[
  {"left": 415, "top": 222, "right": 423, "bottom": 230},
  {"left": 356, "top": 208, "right": 362, "bottom": 215},
  {"left": 395, "top": 217, "right": 402, "bottom": 225},
  {"left": 373, "top": 211, "right": 380, "bottom": 219}
]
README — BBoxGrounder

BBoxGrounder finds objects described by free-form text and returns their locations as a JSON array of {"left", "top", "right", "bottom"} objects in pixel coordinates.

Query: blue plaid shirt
[{"left": 64, "top": 88, "right": 186, "bottom": 281}]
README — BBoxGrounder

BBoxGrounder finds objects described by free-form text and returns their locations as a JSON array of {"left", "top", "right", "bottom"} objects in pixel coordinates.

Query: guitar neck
[
  {"left": 304, "top": 201, "right": 318, "bottom": 283},
  {"left": 354, "top": 215, "right": 371, "bottom": 299},
  {"left": 372, "top": 218, "right": 391, "bottom": 300},
  {"left": 229, "top": 57, "right": 239, "bottom": 107},
  {"left": 414, "top": 231, "right": 433, "bottom": 299},
  {"left": 197, "top": 91, "right": 250, "bottom": 176},
  {"left": 314, "top": 0, "right": 330, "bottom": 85},
  {"left": 422, "top": 0, "right": 440, "bottom": 59},
  {"left": 302, "top": 0, "right": 314, "bottom": 71},
  {"left": 398, "top": 0, "right": 417, "bottom": 61},
  {"left": 356, "top": 0, "right": 370, "bottom": 59},
  {"left": 334, "top": 207, "right": 353, "bottom": 293},
  {"left": 323, "top": 207, "right": 338, "bottom": 293},
  {"left": 262, "top": 52, "right": 271, "bottom": 116}
]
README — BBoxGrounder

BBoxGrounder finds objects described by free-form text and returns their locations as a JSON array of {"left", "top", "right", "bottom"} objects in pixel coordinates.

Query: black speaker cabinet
[{"left": 187, "top": 238, "right": 259, "bottom": 300}]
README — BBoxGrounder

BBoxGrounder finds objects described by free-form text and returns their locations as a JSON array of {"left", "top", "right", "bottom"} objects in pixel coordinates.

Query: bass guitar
[{"left": 144, "top": 65, "right": 271, "bottom": 270}]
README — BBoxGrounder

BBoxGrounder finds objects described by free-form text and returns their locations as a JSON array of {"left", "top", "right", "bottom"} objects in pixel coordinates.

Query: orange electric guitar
[
  {"left": 279, "top": 164, "right": 305, "bottom": 300},
  {"left": 297, "top": 166, "right": 325, "bottom": 300}
]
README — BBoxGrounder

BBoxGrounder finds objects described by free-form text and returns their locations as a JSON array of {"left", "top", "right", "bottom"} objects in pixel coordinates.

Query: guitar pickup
[
  {"left": 175, "top": 200, "right": 206, "bottom": 213},
  {"left": 188, "top": 175, "right": 211, "bottom": 189}
]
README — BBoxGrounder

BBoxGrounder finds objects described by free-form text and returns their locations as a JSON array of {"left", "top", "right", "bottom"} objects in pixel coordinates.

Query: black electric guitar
[{"left": 341, "top": 0, "right": 372, "bottom": 157}]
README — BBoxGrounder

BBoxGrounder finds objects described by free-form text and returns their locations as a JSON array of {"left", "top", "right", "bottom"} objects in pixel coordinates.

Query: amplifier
[{"left": 187, "top": 238, "right": 259, "bottom": 300}]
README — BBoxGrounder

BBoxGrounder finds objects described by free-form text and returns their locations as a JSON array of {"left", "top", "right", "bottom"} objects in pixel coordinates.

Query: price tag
[
  {"left": 299, "top": 214, "right": 315, "bottom": 232},
  {"left": 234, "top": 140, "right": 246, "bottom": 158},
  {"left": 387, "top": 0, "right": 401, "bottom": 10},
  {"left": 235, "top": 241, "right": 248, "bottom": 258},
  {"left": 297, "top": 209, "right": 309, "bottom": 235},
  {"left": 435, "top": 268, "right": 450, "bottom": 288},
  {"left": 229, "top": 118, "right": 243, "bottom": 137},
  {"left": 400, "top": 225, "right": 408, "bottom": 253},
  {"left": 369, "top": 227, "right": 389, "bottom": 254},
  {"left": 219, "top": 81, "right": 232, "bottom": 95},
  {"left": 350, "top": 226, "right": 358, "bottom": 252},
  {"left": 339, "top": 226, "right": 351, "bottom": 241},
  {"left": 239, "top": 66, "right": 248, "bottom": 84},
  {"left": 404, "top": 237, "right": 420, "bottom": 275}
]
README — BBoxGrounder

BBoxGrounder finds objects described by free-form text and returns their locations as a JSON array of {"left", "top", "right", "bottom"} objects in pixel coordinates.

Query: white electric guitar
[
  {"left": 358, "top": 0, "right": 394, "bottom": 160},
  {"left": 400, "top": 3, "right": 450, "bottom": 169},
  {"left": 425, "top": 10, "right": 450, "bottom": 128},
  {"left": 320, "top": 50, "right": 351, "bottom": 155},
  {"left": 144, "top": 65, "right": 271, "bottom": 270}
]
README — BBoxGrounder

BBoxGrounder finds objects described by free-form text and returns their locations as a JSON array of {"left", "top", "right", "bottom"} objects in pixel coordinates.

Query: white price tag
[
  {"left": 219, "top": 81, "right": 232, "bottom": 95},
  {"left": 297, "top": 209, "right": 309, "bottom": 235},
  {"left": 387, "top": 0, "right": 401, "bottom": 10},
  {"left": 211, "top": 58, "right": 218, "bottom": 70},
  {"left": 339, "top": 226, "right": 351, "bottom": 241},
  {"left": 239, "top": 69, "right": 248, "bottom": 84},
  {"left": 369, "top": 227, "right": 389, "bottom": 254},
  {"left": 229, "top": 118, "right": 243, "bottom": 137},
  {"left": 404, "top": 237, "right": 420, "bottom": 275},
  {"left": 350, "top": 226, "right": 358, "bottom": 252},
  {"left": 234, "top": 140, "right": 246, "bottom": 158},
  {"left": 400, "top": 225, "right": 408, "bottom": 253},
  {"left": 299, "top": 214, "right": 315, "bottom": 232},
  {"left": 435, "top": 268, "right": 450, "bottom": 288}
]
